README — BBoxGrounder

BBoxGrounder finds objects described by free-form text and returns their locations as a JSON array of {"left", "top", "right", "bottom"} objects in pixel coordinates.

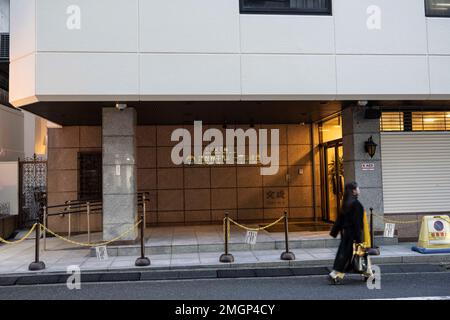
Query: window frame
[
  {"left": 425, "top": 0, "right": 450, "bottom": 18},
  {"left": 78, "top": 151, "right": 102, "bottom": 202},
  {"left": 239, "top": 0, "right": 333, "bottom": 16}
]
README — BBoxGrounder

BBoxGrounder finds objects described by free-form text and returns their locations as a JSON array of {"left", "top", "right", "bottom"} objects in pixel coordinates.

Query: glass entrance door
[{"left": 324, "top": 141, "right": 344, "bottom": 222}]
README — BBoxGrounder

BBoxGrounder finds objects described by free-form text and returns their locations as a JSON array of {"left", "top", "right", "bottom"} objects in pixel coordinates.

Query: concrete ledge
[
  {"left": 91, "top": 236, "right": 397, "bottom": 257},
  {"left": 1, "top": 262, "right": 448, "bottom": 287}
]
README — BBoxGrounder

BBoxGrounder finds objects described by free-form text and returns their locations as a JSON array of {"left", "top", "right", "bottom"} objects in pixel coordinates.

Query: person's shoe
[{"left": 328, "top": 271, "right": 344, "bottom": 285}]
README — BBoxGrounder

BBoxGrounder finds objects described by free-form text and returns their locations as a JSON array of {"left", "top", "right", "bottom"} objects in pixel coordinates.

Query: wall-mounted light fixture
[
  {"left": 365, "top": 136, "right": 378, "bottom": 158},
  {"left": 115, "top": 103, "right": 127, "bottom": 111}
]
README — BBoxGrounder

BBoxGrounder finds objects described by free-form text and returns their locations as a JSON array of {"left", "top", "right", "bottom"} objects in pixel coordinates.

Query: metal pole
[
  {"left": 370, "top": 208, "right": 374, "bottom": 249},
  {"left": 310, "top": 123, "right": 318, "bottom": 223},
  {"left": 281, "top": 211, "right": 295, "bottom": 260},
  {"left": 28, "top": 215, "right": 45, "bottom": 271},
  {"left": 135, "top": 213, "right": 151, "bottom": 266},
  {"left": 142, "top": 193, "right": 146, "bottom": 228},
  {"left": 219, "top": 212, "right": 234, "bottom": 263},
  {"left": 43, "top": 205, "right": 47, "bottom": 251},
  {"left": 67, "top": 201, "right": 71, "bottom": 239},
  {"left": 367, "top": 208, "right": 380, "bottom": 256},
  {"left": 87, "top": 202, "right": 91, "bottom": 244},
  {"left": 140, "top": 214, "right": 145, "bottom": 258}
]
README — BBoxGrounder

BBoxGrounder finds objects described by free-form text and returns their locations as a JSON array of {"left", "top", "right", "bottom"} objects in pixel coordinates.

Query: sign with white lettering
[
  {"left": 361, "top": 163, "right": 375, "bottom": 171},
  {"left": 245, "top": 231, "right": 258, "bottom": 245},
  {"left": 95, "top": 246, "right": 109, "bottom": 261},
  {"left": 384, "top": 223, "right": 396, "bottom": 238}
]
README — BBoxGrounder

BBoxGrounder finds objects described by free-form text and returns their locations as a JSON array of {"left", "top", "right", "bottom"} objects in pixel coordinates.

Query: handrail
[
  {"left": 47, "top": 201, "right": 102, "bottom": 210},
  {"left": 43, "top": 192, "right": 149, "bottom": 250},
  {"left": 46, "top": 208, "right": 102, "bottom": 217}
]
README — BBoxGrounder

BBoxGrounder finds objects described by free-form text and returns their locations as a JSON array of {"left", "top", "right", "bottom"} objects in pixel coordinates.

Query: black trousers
[{"left": 332, "top": 230, "right": 355, "bottom": 273}]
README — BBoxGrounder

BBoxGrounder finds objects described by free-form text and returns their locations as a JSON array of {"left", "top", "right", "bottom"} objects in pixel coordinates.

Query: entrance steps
[{"left": 90, "top": 235, "right": 397, "bottom": 257}]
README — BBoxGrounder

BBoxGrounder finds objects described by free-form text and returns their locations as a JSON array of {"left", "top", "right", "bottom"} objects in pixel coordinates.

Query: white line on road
[{"left": 368, "top": 296, "right": 450, "bottom": 300}]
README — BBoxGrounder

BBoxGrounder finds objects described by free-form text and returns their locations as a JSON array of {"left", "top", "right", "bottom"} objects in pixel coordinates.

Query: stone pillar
[
  {"left": 102, "top": 107, "right": 138, "bottom": 241},
  {"left": 342, "top": 105, "right": 384, "bottom": 231}
]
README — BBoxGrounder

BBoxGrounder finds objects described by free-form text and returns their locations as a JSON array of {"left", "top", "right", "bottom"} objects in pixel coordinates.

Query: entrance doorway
[
  {"left": 318, "top": 114, "right": 344, "bottom": 223},
  {"left": 323, "top": 140, "right": 344, "bottom": 222}
]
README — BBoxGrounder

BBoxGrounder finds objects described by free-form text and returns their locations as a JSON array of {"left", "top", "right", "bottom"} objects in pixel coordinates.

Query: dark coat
[{"left": 330, "top": 198, "right": 365, "bottom": 273}]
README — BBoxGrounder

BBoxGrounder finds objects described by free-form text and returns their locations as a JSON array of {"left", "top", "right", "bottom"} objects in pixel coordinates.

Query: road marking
[{"left": 369, "top": 296, "right": 450, "bottom": 300}]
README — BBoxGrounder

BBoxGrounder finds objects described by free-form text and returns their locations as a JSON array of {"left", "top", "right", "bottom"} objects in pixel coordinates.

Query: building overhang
[{"left": 20, "top": 100, "right": 344, "bottom": 126}]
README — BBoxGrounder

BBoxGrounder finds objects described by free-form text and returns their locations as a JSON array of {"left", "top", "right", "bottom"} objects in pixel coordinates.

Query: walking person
[{"left": 328, "top": 181, "right": 371, "bottom": 284}]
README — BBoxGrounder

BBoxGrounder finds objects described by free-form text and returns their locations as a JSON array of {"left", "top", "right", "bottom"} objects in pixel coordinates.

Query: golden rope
[
  {"left": 372, "top": 213, "right": 423, "bottom": 225},
  {"left": 372, "top": 213, "right": 450, "bottom": 225},
  {"left": 40, "top": 220, "right": 142, "bottom": 247},
  {"left": 0, "top": 224, "right": 37, "bottom": 245},
  {"left": 228, "top": 215, "right": 285, "bottom": 232}
]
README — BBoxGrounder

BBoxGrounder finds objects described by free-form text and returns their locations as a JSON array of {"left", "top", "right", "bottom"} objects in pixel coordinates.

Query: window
[
  {"left": 380, "top": 112, "right": 404, "bottom": 132},
  {"left": 381, "top": 111, "right": 450, "bottom": 132},
  {"left": 240, "top": 0, "right": 332, "bottom": 15},
  {"left": 425, "top": 0, "right": 450, "bottom": 17},
  {"left": 78, "top": 152, "right": 102, "bottom": 201},
  {"left": 320, "top": 115, "right": 342, "bottom": 143},
  {"left": 0, "top": 34, "right": 9, "bottom": 62}
]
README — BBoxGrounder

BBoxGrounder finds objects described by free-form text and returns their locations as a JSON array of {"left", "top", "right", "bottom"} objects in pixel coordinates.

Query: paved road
[{"left": 1, "top": 271, "right": 450, "bottom": 300}]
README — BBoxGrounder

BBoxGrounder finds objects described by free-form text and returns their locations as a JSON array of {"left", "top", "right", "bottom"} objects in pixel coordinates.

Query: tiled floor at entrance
[{"left": 144, "top": 225, "right": 331, "bottom": 247}]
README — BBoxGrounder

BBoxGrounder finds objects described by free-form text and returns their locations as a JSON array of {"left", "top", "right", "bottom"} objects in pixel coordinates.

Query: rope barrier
[
  {"left": 372, "top": 212, "right": 450, "bottom": 225},
  {"left": 228, "top": 216, "right": 286, "bottom": 232},
  {"left": 0, "top": 224, "right": 37, "bottom": 245},
  {"left": 40, "top": 220, "right": 142, "bottom": 248},
  {"left": 222, "top": 215, "right": 286, "bottom": 242}
]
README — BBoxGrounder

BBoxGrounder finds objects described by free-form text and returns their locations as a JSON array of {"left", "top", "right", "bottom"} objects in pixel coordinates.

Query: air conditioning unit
[{"left": 0, "top": 33, "right": 9, "bottom": 61}]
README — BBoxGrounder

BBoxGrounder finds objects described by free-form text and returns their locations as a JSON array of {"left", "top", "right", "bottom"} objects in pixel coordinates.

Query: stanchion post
[
  {"left": 28, "top": 215, "right": 45, "bottom": 271},
  {"left": 370, "top": 208, "right": 374, "bottom": 248},
  {"left": 135, "top": 213, "right": 151, "bottom": 267},
  {"left": 281, "top": 211, "right": 295, "bottom": 260},
  {"left": 67, "top": 200, "right": 72, "bottom": 239},
  {"left": 219, "top": 212, "right": 234, "bottom": 263},
  {"left": 43, "top": 205, "right": 47, "bottom": 251},
  {"left": 87, "top": 201, "right": 91, "bottom": 244},
  {"left": 142, "top": 193, "right": 147, "bottom": 228},
  {"left": 367, "top": 208, "right": 380, "bottom": 256}
]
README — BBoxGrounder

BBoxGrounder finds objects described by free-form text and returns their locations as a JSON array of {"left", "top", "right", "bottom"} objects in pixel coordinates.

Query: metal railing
[{"left": 42, "top": 192, "right": 150, "bottom": 250}]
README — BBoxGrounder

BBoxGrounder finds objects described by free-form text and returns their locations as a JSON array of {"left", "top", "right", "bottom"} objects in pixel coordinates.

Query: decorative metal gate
[{"left": 18, "top": 154, "right": 47, "bottom": 227}]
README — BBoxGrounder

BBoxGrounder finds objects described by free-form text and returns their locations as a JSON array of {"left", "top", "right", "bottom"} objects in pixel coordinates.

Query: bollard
[
  {"left": 29, "top": 217, "right": 46, "bottom": 271},
  {"left": 367, "top": 208, "right": 380, "bottom": 256},
  {"left": 219, "top": 212, "right": 234, "bottom": 263},
  {"left": 135, "top": 213, "right": 151, "bottom": 266},
  {"left": 280, "top": 211, "right": 295, "bottom": 261}
]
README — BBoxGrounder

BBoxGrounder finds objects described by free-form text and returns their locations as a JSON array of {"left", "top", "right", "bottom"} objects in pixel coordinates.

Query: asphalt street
[{"left": 1, "top": 270, "right": 450, "bottom": 300}]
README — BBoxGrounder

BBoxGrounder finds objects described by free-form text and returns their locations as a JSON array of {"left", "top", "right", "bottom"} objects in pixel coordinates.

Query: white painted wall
[
  {"left": 0, "top": 162, "right": 19, "bottom": 215},
  {"left": 0, "top": 0, "right": 9, "bottom": 33},
  {"left": 8, "top": 0, "right": 450, "bottom": 106},
  {"left": 0, "top": 105, "right": 47, "bottom": 161},
  {"left": 0, "top": 105, "right": 24, "bottom": 161}
]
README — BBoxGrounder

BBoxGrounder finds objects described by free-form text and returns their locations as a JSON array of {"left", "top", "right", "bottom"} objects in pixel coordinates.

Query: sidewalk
[
  {"left": 1, "top": 240, "right": 450, "bottom": 276},
  {"left": 2, "top": 224, "right": 450, "bottom": 278}
]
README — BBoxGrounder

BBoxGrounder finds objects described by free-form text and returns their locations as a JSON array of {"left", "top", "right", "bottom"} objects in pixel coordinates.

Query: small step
[{"left": 90, "top": 236, "right": 397, "bottom": 257}]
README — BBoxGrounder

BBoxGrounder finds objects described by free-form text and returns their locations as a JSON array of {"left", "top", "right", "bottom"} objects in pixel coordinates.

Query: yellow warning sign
[{"left": 414, "top": 216, "right": 450, "bottom": 253}]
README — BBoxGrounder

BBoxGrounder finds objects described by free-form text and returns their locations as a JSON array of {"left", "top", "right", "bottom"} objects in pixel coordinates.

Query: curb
[{"left": 0, "top": 262, "right": 449, "bottom": 287}]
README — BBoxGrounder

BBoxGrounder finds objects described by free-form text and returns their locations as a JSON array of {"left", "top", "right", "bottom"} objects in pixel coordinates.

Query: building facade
[{"left": 7, "top": 0, "right": 450, "bottom": 240}]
